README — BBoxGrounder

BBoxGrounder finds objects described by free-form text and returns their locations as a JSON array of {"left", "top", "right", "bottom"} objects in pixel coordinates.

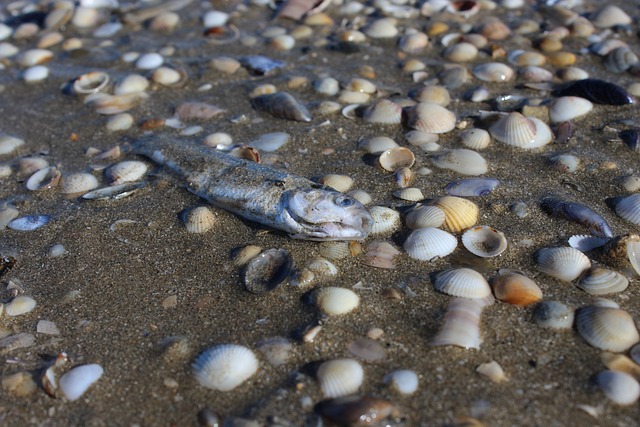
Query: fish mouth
[{"left": 291, "top": 220, "right": 370, "bottom": 241}]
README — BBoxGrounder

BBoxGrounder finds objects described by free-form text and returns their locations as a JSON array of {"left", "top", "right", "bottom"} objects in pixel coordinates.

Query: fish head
[{"left": 284, "top": 188, "right": 373, "bottom": 240}]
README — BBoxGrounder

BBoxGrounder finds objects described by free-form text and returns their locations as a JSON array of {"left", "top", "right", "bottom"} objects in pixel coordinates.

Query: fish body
[
  {"left": 541, "top": 197, "right": 613, "bottom": 238},
  {"left": 133, "top": 135, "right": 373, "bottom": 240}
]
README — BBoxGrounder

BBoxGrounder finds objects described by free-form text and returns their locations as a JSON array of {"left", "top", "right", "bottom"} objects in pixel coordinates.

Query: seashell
[
  {"left": 432, "top": 268, "right": 491, "bottom": 299},
  {"left": 548, "top": 153, "right": 579, "bottom": 173},
  {"left": 412, "top": 86, "right": 450, "bottom": 107},
  {"left": 443, "top": 42, "right": 478, "bottom": 63},
  {"left": 59, "top": 364, "right": 104, "bottom": 402},
  {"left": 509, "top": 50, "right": 546, "bottom": 67},
  {"left": 82, "top": 182, "right": 147, "bottom": 201},
  {"left": 318, "top": 242, "right": 350, "bottom": 260},
  {"left": 519, "top": 66, "right": 553, "bottom": 82},
  {"left": 620, "top": 129, "right": 640, "bottom": 153},
  {"left": 313, "top": 77, "right": 339, "bottom": 96},
  {"left": 600, "top": 352, "right": 640, "bottom": 378},
  {"left": 251, "top": 92, "right": 312, "bottom": 122},
  {"left": 476, "top": 361, "right": 507, "bottom": 383},
  {"left": 136, "top": 52, "right": 163, "bottom": 70},
  {"left": 393, "top": 187, "right": 424, "bottom": 202},
  {"left": 404, "top": 227, "right": 457, "bottom": 261},
  {"left": 384, "top": 370, "right": 418, "bottom": 395},
  {"left": 16, "top": 157, "right": 48, "bottom": 175},
  {"left": 368, "top": 206, "right": 401, "bottom": 235},
  {"left": 362, "top": 99, "right": 403, "bottom": 124},
  {"left": 378, "top": 147, "right": 415, "bottom": 172},
  {"left": 8, "top": 215, "right": 51, "bottom": 231},
  {"left": 256, "top": 336, "right": 292, "bottom": 367},
  {"left": 534, "top": 246, "right": 591, "bottom": 282},
  {"left": 362, "top": 240, "right": 401, "bottom": 269},
  {"left": 87, "top": 92, "right": 148, "bottom": 115},
  {"left": 348, "top": 337, "right": 385, "bottom": 361},
  {"left": 489, "top": 113, "right": 552, "bottom": 149},
  {"left": 430, "top": 196, "right": 479, "bottom": 232},
  {"left": 270, "top": 34, "right": 295, "bottom": 51},
  {"left": 568, "top": 234, "right": 608, "bottom": 252},
  {"left": 358, "top": 136, "right": 398, "bottom": 154},
  {"left": 472, "top": 63, "right": 514, "bottom": 83},
  {"left": 4, "top": 296, "right": 37, "bottom": 316},
  {"left": 203, "top": 10, "right": 229, "bottom": 28},
  {"left": 405, "top": 205, "right": 445, "bottom": 229},
  {"left": 462, "top": 226, "right": 507, "bottom": 258},
  {"left": 175, "top": 102, "right": 226, "bottom": 121},
  {"left": 23, "top": 66, "right": 49, "bottom": 83},
  {"left": 192, "top": 344, "right": 259, "bottom": 391},
  {"left": 183, "top": 206, "right": 216, "bottom": 234},
  {"left": 338, "top": 90, "right": 370, "bottom": 104},
  {"left": 431, "top": 298, "right": 484, "bottom": 349},
  {"left": 394, "top": 167, "right": 415, "bottom": 188},
  {"left": 491, "top": 272, "right": 542, "bottom": 306},
  {"left": 554, "top": 78, "right": 634, "bottom": 105},
  {"left": 575, "top": 305, "right": 640, "bottom": 352},
  {"left": 106, "top": 113, "right": 134, "bottom": 132},
  {"left": 306, "top": 257, "right": 338, "bottom": 282},
  {"left": 364, "top": 17, "right": 398, "bottom": 38},
  {"left": 73, "top": 71, "right": 110, "bottom": 94},
  {"left": 595, "top": 370, "right": 640, "bottom": 406},
  {"left": 320, "top": 174, "right": 353, "bottom": 192},
  {"left": 0, "top": 205, "right": 19, "bottom": 229},
  {"left": 549, "top": 97, "right": 593, "bottom": 123},
  {"left": 608, "top": 193, "right": 640, "bottom": 226},
  {"left": 317, "top": 359, "right": 363, "bottom": 398},
  {"left": 151, "top": 66, "right": 186, "bottom": 86},
  {"left": 431, "top": 149, "right": 488, "bottom": 176},
  {"left": 239, "top": 55, "right": 284, "bottom": 76},
  {"left": 479, "top": 18, "right": 511, "bottom": 40},
  {"left": 628, "top": 240, "right": 640, "bottom": 277},
  {"left": 60, "top": 173, "right": 99, "bottom": 195},
  {"left": 244, "top": 248, "right": 293, "bottom": 294},
  {"left": 405, "top": 130, "right": 439, "bottom": 148},
  {"left": 446, "top": 178, "right": 499, "bottom": 197},
  {"left": 114, "top": 74, "right": 149, "bottom": 95},
  {"left": 315, "top": 287, "right": 360, "bottom": 316},
  {"left": 231, "top": 245, "right": 262, "bottom": 266},
  {"left": 398, "top": 31, "right": 429, "bottom": 54},
  {"left": 17, "top": 49, "right": 54, "bottom": 67},
  {"left": 407, "top": 103, "right": 456, "bottom": 134},
  {"left": 149, "top": 11, "right": 180, "bottom": 32},
  {"left": 203, "top": 132, "right": 233, "bottom": 148},
  {"left": 105, "top": 160, "right": 147, "bottom": 185},
  {"left": 576, "top": 267, "right": 628, "bottom": 295},
  {"left": 604, "top": 47, "right": 638, "bottom": 74},
  {"left": 532, "top": 301, "right": 574, "bottom": 329},
  {"left": 26, "top": 167, "right": 61, "bottom": 191},
  {"left": 459, "top": 128, "right": 491, "bottom": 150},
  {"left": 249, "top": 132, "right": 289, "bottom": 152},
  {"left": 314, "top": 396, "right": 395, "bottom": 425},
  {"left": 348, "top": 190, "right": 372, "bottom": 206},
  {"left": 591, "top": 39, "right": 628, "bottom": 57},
  {"left": 590, "top": 5, "right": 632, "bottom": 29},
  {"left": 345, "top": 78, "right": 376, "bottom": 94},
  {"left": 541, "top": 198, "right": 613, "bottom": 238},
  {"left": 0, "top": 135, "right": 25, "bottom": 155}
]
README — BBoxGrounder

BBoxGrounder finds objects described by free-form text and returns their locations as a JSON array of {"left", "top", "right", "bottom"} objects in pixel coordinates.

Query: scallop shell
[
  {"left": 379, "top": 147, "right": 415, "bottom": 171},
  {"left": 317, "top": 359, "right": 364, "bottom": 398},
  {"left": 320, "top": 174, "right": 353, "bottom": 192},
  {"left": 610, "top": 193, "right": 640, "bottom": 225},
  {"left": 60, "top": 173, "right": 99, "bottom": 195},
  {"left": 362, "top": 240, "right": 401, "bottom": 269},
  {"left": 392, "top": 187, "right": 424, "bottom": 202},
  {"left": 431, "top": 297, "right": 484, "bottom": 349},
  {"left": 596, "top": 370, "right": 640, "bottom": 406},
  {"left": 430, "top": 196, "right": 479, "bottom": 232},
  {"left": 412, "top": 85, "right": 450, "bottom": 106},
  {"left": 491, "top": 272, "right": 542, "bottom": 306},
  {"left": 362, "top": 99, "right": 403, "bottom": 124},
  {"left": 431, "top": 149, "right": 488, "bottom": 176},
  {"left": 183, "top": 206, "right": 216, "bottom": 234},
  {"left": 459, "top": 128, "right": 491, "bottom": 150},
  {"left": 575, "top": 305, "right": 640, "bottom": 352},
  {"left": 489, "top": 112, "right": 536, "bottom": 147},
  {"left": 576, "top": 267, "right": 629, "bottom": 295},
  {"left": 4, "top": 296, "right": 37, "bottom": 316},
  {"left": 315, "top": 287, "right": 360, "bottom": 316},
  {"left": 405, "top": 205, "right": 446, "bottom": 229},
  {"left": 534, "top": 247, "right": 591, "bottom": 282},
  {"left": 432, "top": 268, "right": 491, "bottom": 299},
  {"left": 192, "top": 344, "right": 259, "bottom": 391},
  {"left": 318, "top": 241, "right": 351, "bottom": 260},
  {"left": 462, "top": 225, "right": 507, "bottom": 257},
  {"left": 549, "top": 96, "right": 593, "bottom": 123},
  {"left": 532, "top": 300, "right": 575, "bottom": 329},
  {"left": 368, "top": 206, "right": 401, "bottom": 235},
  {"left": 231, "top": 245, "right": 262, "bottom": 266},
  {"left": 403, "top": 227, "right": 457, "bottom": 261},
  {"left": 105, "top": 160, "right": 147, "bottom": 185},
  {"left": 306, "top": 257, "right": 338, "bottom": 281},
  {"left": 407, "top": 103, "right": 456, "bottom": 134},
  {"left": 472, "top": 63, "right": 514, "bottom": 82},
  {"left": 244, "top": 248, "right": 293, "bottom": 294}
]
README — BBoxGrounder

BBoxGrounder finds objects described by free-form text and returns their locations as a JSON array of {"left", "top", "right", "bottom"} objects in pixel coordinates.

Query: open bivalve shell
[
  {"left": 192, "top": 344, "right": 259, "bottom": 391},
  {"left": 489, "top": 112, "right": 552, "bottom": 149},
  {"left": 378, "top": 147, "right": 415, "bottom": 171},
  {"left": 575, "top": 305, "right": 640, "bottom": 352},
  {"left": 491, "top": 272, "right": 542, "bottom": 306},
  {"left": 462, "top": 225, "right": 507, "bottom": 257},
  {"left": 432, "top": 268, "right": 491, "bottom": 299},
  {"left": 595, "top": 370, "right": 640, "bottom": 406},
  {"left": 406, "top": 102, "right": 456, "bottom": 134},
  {"left": 429, "top": 196, "right": 479, "bottom": 232},
  {"left": 576, "top": 267, "right": 629, "bottom": 295},
  {"left": 403, "top": 227, "right": 457, "bottom": 261},
  {"left": 315, "top": 287, "right": 360, "bottom": 316},
  {"left": 431, "top": 298, "right": 485, "bottom": 349},
  {"left": 317, "top": 358, "right": 364, "bottom": 398},
  {"left": 534, "top": 247, "right": 591, "bottom": 282}
]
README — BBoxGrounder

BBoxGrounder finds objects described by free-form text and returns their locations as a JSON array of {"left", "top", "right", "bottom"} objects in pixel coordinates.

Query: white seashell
[
  {"left": 338, "top": 90, "right": 370, "bottom": 104},
  {"left": 398, "top": 31, "right": 429, "bottom": 55},
  {"left": 249, "top": 132, "right": 289, "bottom": 152},
  {"left": 407, "top": 103, "right": 456, "bottom": 134},
  {"left": 549, "top": 97, "right": 593, "bottom": 123},
  {"left": 4, "top": 296, "right": 36, "bottom": 316},
  {"left": 192, "top": 344, "right": 259, "bottom": 391},
  {"left": 49, "top": 243, "right": 67, "bottom": 258},
  {"left": 489, "top": 112, "right": 535, "bottom": 147},
  {"left": 0, "top": 135, "right": 25, "bottom": 155},
  {"left": 384, "top": 369, "right": 419, "bottom": 395},
  {"left": 317, "top": 359, "right": 364, "bottom": 398},
  {"left": 393, "top": 187, "right": 424, "bottom": 202},
  {"left": 431, "top": 298, "right": 484, "bottom": 349},
  {"left": 358, "top": 136, "right": 398, "bottom": 154},
  {"left": 320, "top": 174, "right": 353, "bottom": 192},
  {"left": 590, "top": 6, "right": 632, "bottom": 28},
  {"left": 17, "top": 49, "right": 53, "bottom": 67},
  {"left": 535, "top": 247, "right": 591, "bottom": 282},
  {"left": 519, "top": 66, "right": 553, "bottom": 82},
  {"left": 0, "top": 42, "right": 19, "bottom": 58},
  {"left": 404, "top": 227, "right": 457, "bottom": 261},
  {"left": 379, "top": 147, "right": 415, "bottom": 172},
  {"left": 476, "top": 361, "right": 507, "bottom": 383},
  {"left": 611, "top": 194, "right": 640, "bottom": 226},
  {"left": 203, "top": 132, "right": 233, "bottom": 148},
  {"left": 313, "top": 77, "right": 340, "bottom": 96},
  {"left": 362, "top": 240, "right": 400, "bottom": 269},
  {"left": 568, "top": 234, "right": 608, "bottom": 252},
  {"left": 105, "top": 160, "right": 147, "bottom": 185},
  {"left": 22, "top": 65, "right": 49, "bottom": 83},
  {"left": 203, "top": 10, "right": 229, "bottom": 28},
  {"left": 315, "top": 287, "right": 360, "bottom": 316},
  {"left": 405, "top": 130, "right": 439, "bottom": 147},
  {"left": 26, "top": 166, "right": 61, "bottom": 191},
  {"left": 443, "top": 42, "right": 478, "bottom": 62},
  {"left": 412, "top": 85, "right": 450, "bottom": 106},
  {"left": 135, "top": 53, "right": 163, "bottom": 70},
  {"left": 472, "top": 62, "right": 514, "bottom": 82},
  {"left": 61, "top": 173, "right": 99, "bottom": 195},
  {"left": 532, "top": 301, "right": 575, "bottom": 329},
  {"left": 459, "top": 128, "right": 491, "bottom": 150},
  {"left": 114, "top": 74, "right": 149, "bottom": 95},
  {"left": 627, "top": 240, "right": 640, "bottom": 276},
  {"left": 0, "top": 205, "right": 19, "bottom": 229},
  {"left": 432, "top": 268, "right": 491, "bottom": 299},
  {"left": 576, "top": 305, "right": 640, "bottom": 352},
  {"left": 72, "top": 6, "right": 102, "bottom": 28},
  {"left": 595, "top": 370, "right": 640, "bottom": 405},
  {"left": 151, "top": 66, "right": 183, "bottom": 86},
  {"left": 405, "top": 205, "right": 445, "bottom": 229},
  {"left": 183, "top": 206, "right": 217, "bottom": 233},
  {"left": 431, "top": 149, "right": 488, "bottom": 176},
  {"left": 364, "top": 18, "right": 398, "bottom": 38},
  {"left": 576, "top": 267, "right": 629, "bottom": 295},
  {"left": 8, "top": 215, "right": 51, "bottom": 231},
  {"left": 59, "top": 364, "right": 104, "bottom": 401},
  {"left": 306, "top": 257, "right": 338, "bottom": 281},
  {"left": 558, "top": 67, "right": 589, "bottom": 81},
  {"left": 368, "top": 206, "right": 401, "bottom": 235},
  {"left": 349, "top": 189, "right": 372, "bottom": 205},
  {"left": 106, "top": 113, "right": 134, "bottom": 131},
  {"left": 362, "top": 99, "right": 403, "bottom": 124},
  {"left": 87, "top": 92, "right": 148, "bottom": 115},
  {"left": 93, "top": 22, "right": 121, "bottom": 38},
  {"left": 462, "top": 225, "right": 507, "bottom": 257},
  {"left": 150, "top": 12, "right": 180, "bottom": 32}
]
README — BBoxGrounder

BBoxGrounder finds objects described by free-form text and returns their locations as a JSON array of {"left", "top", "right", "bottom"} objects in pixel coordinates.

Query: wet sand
[{"left": 1, "top": 0, "right": 640, "bottom": 425}]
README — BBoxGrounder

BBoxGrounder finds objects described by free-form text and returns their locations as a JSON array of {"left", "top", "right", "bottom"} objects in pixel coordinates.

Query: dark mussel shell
[
  {"left": 554, "top": 78, "right": 635, "bottom": 105},
  {"left": 541, "top": 197, "right": 614, "bottom": 238},
  {"left": 620, "top": 129, "right": 640, "bottom": 152}
]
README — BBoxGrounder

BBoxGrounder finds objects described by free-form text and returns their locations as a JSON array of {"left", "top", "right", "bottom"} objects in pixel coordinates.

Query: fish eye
[{"left": 334, "top": 195, "right": 354, "bottom": 207}]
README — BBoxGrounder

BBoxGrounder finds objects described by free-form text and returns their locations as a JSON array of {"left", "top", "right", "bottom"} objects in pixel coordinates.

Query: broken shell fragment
[
  {"left": 244, "top": 248, "right": 293, "bottom": 294},
  {"left": 4, "top": 296, "right": 37, "bottom": 316},
  {"left": 250, "top": 92, "right": 312, "bottom": 122},
  {"left": 476, "top": 361, "right": 507, "bottom": 383},
  {"left": 317, "top": 358, "right": 363, "bottom": 398},
  {"left": 431, "top": 149, "right": 488, "bottom": 176},
  {"left": 315, "top": 287, "right": 360, "bottom": 316},
  {"left": 59, "top": 364, "right": 104, "bottom": 401},
  {"left": 462, "top": 225, "right": 507, "bottom": 257},
  {"left": 192, "top": 344, "right": 259, "bottom": 391},
  {"left": 575, "top": 305, "right": 640, "bottom": 352},
  {"left": 491, "top": 272, "right": 542, "bottom": 306},
  {"left": 431, "top": 297, "right": 484, "bottom": 349}
]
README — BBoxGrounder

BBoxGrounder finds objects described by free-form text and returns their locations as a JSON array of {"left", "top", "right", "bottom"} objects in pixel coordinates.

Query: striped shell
[
  {"left": 362, "top": 99, "right": 403, "bottom": 124},
  {"left": 403, "top": 227, "right": 457, "bottom": 261},
  {"left": 104, "top": 160, "right": 147, "bottom": 185},
  {"left": 192, "top": 344, "right": 259, "bottom": 391},
  {"left": 368, "top": 206, "right": 401, "bottom": 235},
  {"left": 61, "top": 173, "right": 99, "bottom": 195},
  {"left": 4, "top": 296, "right": 37, "bottom": 316},
  {"left": 534, "top": 247, "right": 591, "bottom": 282},
  {"left": 611, "top": 193, "right": 640, "bottom": 225},
  {"left": 431, "top": 298, "right": 484, "bottom": 349},
  {"left": 462, "top": 225, "right": 507, "bottom": 257},
  {"left": 489, "top": 113, "right": 552, "bottom": 149},
  {"left": 320, "top": 174, "right": 353, "bottom": 192},
  {"left": 407, "top": 103, "right": 456, "bottom": 134},
  {"left": 432, "top": 268, "right": 491, "bottom": 298},
  {"left": 358, "top": 136, "right": 399, "bottom": 154},
  {"left": 183, "top": 206, "right": 216, "bottom": 233},
  {"left": 392, "top": 187, "right": 424, "bottom": 202},
  {"left": 575, "top": 305, "right": 640, "bottom": 352},
  {"left": 317, "top": 359, "right": 364, "bottom": 398},
  {"left": 459, "top": 128, "right": 491, "bottom": 150},
  {"left": 315, "top": 287, "right": 360, "bottom": 316},
  {"left": 362, "top": 240, "right": 401, "bottom": 269},
  {"left": 491, "top": 272, "right": 542, "bottom": 306},
  {"left": 405, "top": 205, "right": 446, "bottom": 229},
  {"left": 430, "top": 196, "right": 479, "bottom": 232},
  {"left": 576, "top": 267, "right": 629, "bottom": 295}
]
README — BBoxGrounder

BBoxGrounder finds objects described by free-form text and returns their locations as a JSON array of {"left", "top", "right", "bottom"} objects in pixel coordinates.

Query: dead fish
[
  {"left": 541, "top": 197, "right": 614, "bottom": 238},
  {"left": 250, "top": 92, "right": 312, "bottom": 122},
  {"left": 132, "top": 135, "right": 372, "bottom": 240}
]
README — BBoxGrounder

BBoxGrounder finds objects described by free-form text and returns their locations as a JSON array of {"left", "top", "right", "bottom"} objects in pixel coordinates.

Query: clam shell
[
  {"left": 398, "top": 31, "right": 429, "bottom": 55},
  {"left": 610, "top": 193, "right": 640, "bottom": 225},
  {"left": 443, "top": 42, "right": 478, "bottom": 62},
  {"left": 362, "top": 99, "right": 403, "bottom": 124},
  {"left": 0, "top": 135, "right": 25, "bottom": 155},
  {"left": 459, "top": 128, "right": 491, "bottom": 150},
  {"left": 183, "top": 206, "right": 216, "bottom": 234},
  {"left": 231, "top": 245, "right": 262, "bottom": 266},
  {"left": 73, "top": 71, "right": 110, "bottom": 94},
  {"left": 430, "top": 196, "right": 479, "bottom": 232},
  {"left": 192, "top": 344, "right": 259, "bottom": 391},
  {"left": 59, "top": 364, "right": 104, "bottom": 401},
  {"left": 26, "top": 166, "right": 61, "bottom": 191},
  {"left": 114, "top": 74, "right": 149, "bottom": 95},
  {"left": 407, "top": 103, "right": 456, "bottom": 134},
  {"left": 432, "top": 268, "right": 491, "bottom": 299},
  {"left": 250, "top": 92, "right": 312, "bottom": 122},
  {"left": 445, "top": 178, "right": 499, "bottom": 197},
  {"left": 244, "top": 248, "right": 293, "bottom": 294},
  {"left": 394, "top": 167, "right": 415, "bottom": 188},
  {"left": 431, "top": 298, "right": 484, "bottom": 349},
  {"left": 489, "top": 112, "right": 536, "bottom": 147},
  {"left": 472, "top": 62, "right": 514, "bottom": 82},
  {"left": 315, "top": 287, "right": 360, "bottom": 316},
  {"left": 595, "top": 370, "right": 640, "bottom": 406},
  {"left": 462, "top": 225, "right": 507, "bottom": 257},
  {"left": 317, "top": 359, "right": 364, "bottom": 398},
  {"left": 320, "top": 174, "right": 353, "bottom": 192},
  {"left": 362, "top": 240, "right": 400, "bottom": 269},
  {"left": 318, "top": 241, "right": 351, "bottom": 260},
  {"left": 60, "top": 173, "right": 99, "bottom": 195},
  {"left": 8, "top": 215, "right": 51, "bottom": 231},
  {"left": 590, "top": 5, "right": 632, "bottom": 28},
  {"left": 368, "top": 206, "right": 401, "bottom": 235},
  {"left": 431, "top": 149, "right": 488, "bottom": 176},
  {"left": 532, "top": 300, "right": 575, "bottom": 329},
  {"left": 576, "top": 267, "right": 629, "bottom": 295},
  {"left": 412, "top": 85, "right": 450, "bottom": 106},
  {"left": 4, "top": 296, "right": 37, "bottom": 316},
  {"left": 392, "top": 187, "right": 424, "bottom": 202},
  {"left": 491, "top": 273, "right": 542, "bottom": 306},
  {"left": 358, "top": 136, "right": 399, "bottom": 154},
  {"left": 384, "top": 369, "right": 419, "bottom": 395},
  {"left": 575, "top": 305, "right": 640, "bottom": 352},
  {"left": 534, "top": 247, "right": 591, "bottom": 282},
  {"left": 379, "top": 147, "right": 415, "bottom": 171},
  {"left": 403, "top": 227, "right": 457, "bottom": 261},
  {"left": 405, "top": 205, "right": 446, "bottom": 229},
  {"left": 105, "top": 160, "right": 147, "bottom": 185},
  {"left": 549, "top": 96, "right": 593, "bottom": 123},
  {"left": 306, "top": 257, "right": 338, "bottom": 281}
]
